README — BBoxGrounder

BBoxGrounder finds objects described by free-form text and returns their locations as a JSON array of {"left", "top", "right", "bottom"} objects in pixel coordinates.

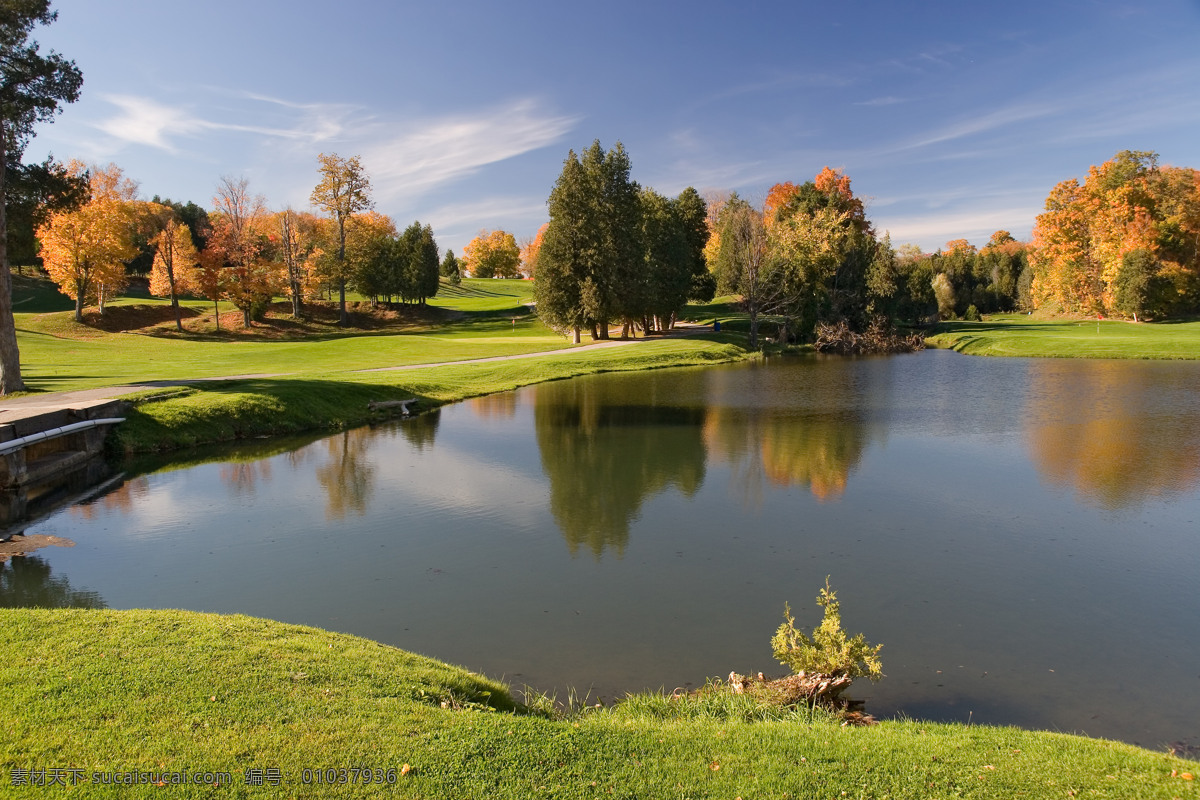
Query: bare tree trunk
[
  {"left": 338, "top": 279, "right": 348, "bottom": 326},
  {"left": 0, "top": 121, "right": 27, "bottom": 393},
  {"left": 572, "top": 327, "right": 580, "bottom": 344},
  {"left": 213, "top": 299, "right": 221, "bottom": 331}
]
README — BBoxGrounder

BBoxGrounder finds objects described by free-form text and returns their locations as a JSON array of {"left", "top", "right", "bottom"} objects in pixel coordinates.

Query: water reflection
[
  {"left": 315, "top": 428, "right": 377, "bottom": 519},
  {"left": 0, "top": 555, "right": 105, "bottom": 609},
  {"left": 395, "top": 408, "right": 441, "bottom": 452},
  {"left": 220, "top": 460, "right": 273, "bottom": 496},
  {"left": 471, "top": 393, "right": 518, "bottom": 419},
  {"left": 704, "top": 408, "right": 869, "bottom": 503},
  {"left": 534, "top": 378, "right": 706, "bottom": 558},
  {"left": 702, "top": 358, "right": 879, "bottom": 503},
  {"left": 69, "top": 476, "right": 150, "bottom": 520},
  {"left": 1025, "top": 360, "right": 1200, "bottom": 508}
]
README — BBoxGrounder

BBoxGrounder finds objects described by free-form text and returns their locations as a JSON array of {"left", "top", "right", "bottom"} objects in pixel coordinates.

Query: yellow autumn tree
[
  {"left": 1030, "top": 150, "right": 1200, "bottom": 317},
  {"left": 463, "top": 229, "right": 521, "bottom": 278},
  {"left": 38, "top": 162, "right": 139, "bottom": 322},
  {"left": 147, "top": 209, "right": 200, "bottom": 332}
]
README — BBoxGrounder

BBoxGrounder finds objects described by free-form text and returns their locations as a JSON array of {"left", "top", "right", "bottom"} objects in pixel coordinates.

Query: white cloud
[
  {"left": 359, "top": 100, "right": 579, "bottom": 204},
  {"left": 93, "top": 95, "right": 205, "bottom": 152},
  {"left": 424, "top": 197, "right": 549, "bottom": 234},
  {"left": 875, "top": 204, "right": 1041, "bottom": 248},
  {"left": 854, "top": 96, "right": 907, "bottom": 107},
  {"left": 93, "top": 92, "right": 355, "bottom": 153},
  {"left": 893, "top": 102, "right": 1057, "bottom": 152}
]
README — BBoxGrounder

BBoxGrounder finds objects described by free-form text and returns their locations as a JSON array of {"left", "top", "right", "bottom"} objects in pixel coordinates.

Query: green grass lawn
[
  {"left": 926, "top": 314, "right": 1200, "bottom": 359},
  {"left": 7, "top": 276, "right": 565, "bottom": 393},
  {"left": 3, "top": 271, "right": 755, "bottom": 452},
  {"left": 110, "top": 335, "right": 751, "bottom": 452},
  {"left": 2, "top": 609, "right": 1194, "bottom": 799}
]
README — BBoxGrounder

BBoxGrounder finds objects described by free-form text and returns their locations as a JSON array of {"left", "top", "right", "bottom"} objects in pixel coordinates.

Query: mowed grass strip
[
  {"left": 927, "top": 314, "right": 1200, "bottom": 359},
  {"left": 8, "top": 275, "right": 559, "bottom": 393},
  {"left": 2, "top": 609, "right": 1194, "bottom": 800}
]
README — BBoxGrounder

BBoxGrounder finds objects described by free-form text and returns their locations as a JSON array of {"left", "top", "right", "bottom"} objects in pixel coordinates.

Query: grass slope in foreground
[
  {"left": 926, "top": 314, "right": 1200, "bottom": 359},
  {"left": 2, "top": 610, "right": 1195, "bottom": 799}
]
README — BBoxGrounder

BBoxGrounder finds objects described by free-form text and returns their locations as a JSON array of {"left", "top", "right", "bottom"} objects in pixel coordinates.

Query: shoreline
[
  {"left": 105, "top": 335, "right": 755, "bottom": 454},
  {"left": 3, "top": 608, "right": 1194, "bottom": 799}
]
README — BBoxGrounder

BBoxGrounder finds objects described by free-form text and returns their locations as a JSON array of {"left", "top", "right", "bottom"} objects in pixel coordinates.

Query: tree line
[{"left": 32, "top": 154, "right": 442, "bottom": 330}]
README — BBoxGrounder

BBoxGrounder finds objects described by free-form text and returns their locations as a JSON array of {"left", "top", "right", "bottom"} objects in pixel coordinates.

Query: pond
[{"left": 5, "top": 349, "right": 1199, "bottom": 750}]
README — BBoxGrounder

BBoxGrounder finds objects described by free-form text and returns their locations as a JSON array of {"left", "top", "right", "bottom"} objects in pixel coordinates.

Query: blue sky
[{"left": 22, "top": 0, "right": 1200, "bottom": 256}]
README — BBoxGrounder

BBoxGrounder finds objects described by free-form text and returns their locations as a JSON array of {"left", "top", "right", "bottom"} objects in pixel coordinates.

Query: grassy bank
[
  {"left": 3, "top": 272, "right": 752, "bottom": 452},
  {"left": 111, "top": 336, "right": 751, "bottom": 453},
  {"left": 2, "top": 609, "right": 1194, "bottom": 799},
  {"left": 11, "top": 276, "right": 568, "bottom": 394},
  {"left": 927, "top": 314, "right": 1200, "bottom": 359}
]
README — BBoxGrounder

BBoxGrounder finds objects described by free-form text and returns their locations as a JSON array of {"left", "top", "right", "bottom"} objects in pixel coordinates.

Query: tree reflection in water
[
  {"left": 315, "top": 427, "right": 378, "bottom": 519},
  {"left": 701, "top": 359, "right": 878, "bottom": 505},
  {"left": 0, "top": 555, "right": 105, "bottom": 609},
  {"left": 1025, "top": 359, "right": 1200, "bottom": 508},
  {"left": 704, "top": 408, "right": 869, "bottom": 504},
  {"left": 535, "top": 378, "right": 706, "bottom": 558}
]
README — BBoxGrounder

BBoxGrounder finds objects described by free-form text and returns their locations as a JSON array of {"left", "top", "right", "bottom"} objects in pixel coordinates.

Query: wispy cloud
[
  {"left": 360, "top": 100, "right": 579, "bottom": 204},
  {"left": 875, "top": 204, "right": 1042, "bottom": 247},
  {"left": 854, "top": 96, "right": 906, "bottom": 107},
  {"left": 892, "top": 102, "right": 1057, "bottom": 152},
  {"left": 94, "top": 93, "right": 353, "bottom": 153},
  {"left": 94, "top": 95, "right": 205, "bottom": 152},
  {"left": 425, "top": 196, "right": 550, "bottom": 237}
]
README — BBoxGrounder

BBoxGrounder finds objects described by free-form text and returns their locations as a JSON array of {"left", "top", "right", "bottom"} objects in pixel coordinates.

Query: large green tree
[
  {"left": 534, "top": 150, "right": 591, "bottom": 342},
  {"left": 535, "top": 140, "right": 641, "bottom": 342},
  {"left": 0, "top": 0, "right": 83, "bottom": 393},
  {"left": 639, "top": 186, "right": 710, "bottom": 332},
  {"left": 5, "top": 154, "right": 87, "bottom": 269}
]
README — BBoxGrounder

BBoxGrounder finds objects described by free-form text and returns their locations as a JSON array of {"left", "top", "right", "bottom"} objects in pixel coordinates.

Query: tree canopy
[
  {"left": 1, "top": 0, "right": 83, "bottom": 392},
  {"left": 1030, "top": 150, "right": 1200, "bottom": 319}
]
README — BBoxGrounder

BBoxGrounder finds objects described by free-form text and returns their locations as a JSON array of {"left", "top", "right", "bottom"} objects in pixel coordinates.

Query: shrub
[{"left": 770, "top": 577, "right": 883, "bottom": 680}]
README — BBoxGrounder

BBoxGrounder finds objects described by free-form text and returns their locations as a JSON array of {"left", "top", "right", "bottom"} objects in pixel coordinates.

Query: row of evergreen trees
[{"left": 533, "top": 141, "right": 713, "bottom": 342}]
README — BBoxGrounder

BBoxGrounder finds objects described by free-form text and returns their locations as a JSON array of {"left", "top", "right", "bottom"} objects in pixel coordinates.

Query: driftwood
[
  {"left": 726, "top": 670, "right": 876, "bottom": 725},
  {"left": 814, "top": 317, "right": 925, "bottom": 355},
  {"left": 729, "top": 670, "right": 852, "bottom": 703},
  {"left": 367, "top": 398, "right": 418, "bottom": 416}
]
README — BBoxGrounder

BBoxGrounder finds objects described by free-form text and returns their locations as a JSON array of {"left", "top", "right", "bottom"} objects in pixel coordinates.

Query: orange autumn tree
[
  {"left": 763, "top": 181, "right": 800, "bottom": 226},
  {"left": 463, "top": 229, "right": 521, "bottom": 278},
  {"left": 205, "top": 176, "right": 281, "bottom": 328},
  {"left": 38, "top": 161, "right": 139, "bottom": 322},
  {"left": 147, "top": 206, "right": 200, "bottom": 332},
  {"left": 1031, "top": 150, "right": 1200, "bottom": 318},
  {"left": 521, "top": 223, "right": 548, "bottom": 277}
]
